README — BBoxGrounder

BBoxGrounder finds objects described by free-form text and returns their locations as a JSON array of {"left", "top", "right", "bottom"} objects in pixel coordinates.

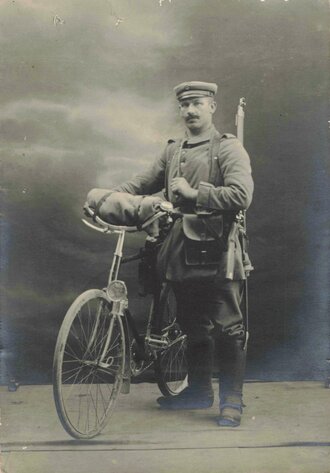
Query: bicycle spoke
[
  {"left": 61, "top": 365, "right": 85, "bottom": 379},
  {"left": 64, "top": 340, "right": 83, "bottom": 363},
  {"left": 90, "top": 316, "right": 112, "bottom": 359},
  {"left": 79, "top": 305, "right": 100, "bottom": 359},
  {"left": 62, "top": 367, "right": 94, "bottom": 403},
  {"left": 155, "top": 285, "right": 188, "bottom": 396}
]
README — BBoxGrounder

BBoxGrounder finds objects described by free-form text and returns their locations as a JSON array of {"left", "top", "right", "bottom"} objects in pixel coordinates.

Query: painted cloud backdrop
[{"left": 0, "top": 0, "right": 328, "bottom": 383}]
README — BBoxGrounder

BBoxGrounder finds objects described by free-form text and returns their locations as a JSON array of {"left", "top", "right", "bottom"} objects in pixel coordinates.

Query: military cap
[{"left": 174, "top": 81, "right": 218, "bottom": 101}]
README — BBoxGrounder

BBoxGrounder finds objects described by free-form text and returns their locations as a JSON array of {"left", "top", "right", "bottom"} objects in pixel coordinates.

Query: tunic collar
[{"left": 184, "top": 124, "right": 216, "bottom": 144}]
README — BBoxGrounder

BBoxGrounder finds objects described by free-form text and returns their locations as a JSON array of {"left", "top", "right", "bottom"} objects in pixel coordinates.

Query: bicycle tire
[
  {"left": 154, "top": 284, "right": 188, "bottom": 396},
  {"left": 53, "top": 289, "right": 125, "bottom": 439}
]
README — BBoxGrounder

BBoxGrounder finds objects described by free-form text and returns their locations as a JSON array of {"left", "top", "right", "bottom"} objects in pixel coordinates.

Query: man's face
[{"left": 179, "top": 97, "right": 216, "bottom": 133}]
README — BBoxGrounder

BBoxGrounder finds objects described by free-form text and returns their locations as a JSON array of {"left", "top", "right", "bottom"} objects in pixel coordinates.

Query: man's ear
[{"left": 210, "top": 100, "right": 217, "bottom": 114}]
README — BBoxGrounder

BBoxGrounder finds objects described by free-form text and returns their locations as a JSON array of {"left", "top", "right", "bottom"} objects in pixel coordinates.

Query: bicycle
[{"left": 52, "top": 201, "right": 188, "bottom": 439}]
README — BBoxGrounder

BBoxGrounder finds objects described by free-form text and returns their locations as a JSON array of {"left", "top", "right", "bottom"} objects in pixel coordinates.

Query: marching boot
[
  {"left": 157, "top": 338, "right": 214, "bottom": 409},
  {"left": 218, "top": 338, "right": 246, "bottom": 427}
]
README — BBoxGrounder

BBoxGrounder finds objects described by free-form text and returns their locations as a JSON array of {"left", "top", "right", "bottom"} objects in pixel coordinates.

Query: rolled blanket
[{"left": 86, "top": 188, "right": 165, "bottom": 236}]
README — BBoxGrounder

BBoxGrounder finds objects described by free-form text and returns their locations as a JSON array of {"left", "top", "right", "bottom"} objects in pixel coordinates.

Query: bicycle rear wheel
[
  {"left": 53, "top": 289, "right": 125, "bottom": 439},
  {"left": 154, "top": 284, "right": 188, "bottom": 396}
]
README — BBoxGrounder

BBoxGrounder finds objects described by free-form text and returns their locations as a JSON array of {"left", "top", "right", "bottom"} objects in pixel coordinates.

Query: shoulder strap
[
  {"left": 164, "top": 139, "right": 181, "bottom": 200},
  {"left": 220, "top": 133, "right": 236, "bottom": 140},
  {"left": 208, "top": 133, "right": 237, "bottom": 185}
]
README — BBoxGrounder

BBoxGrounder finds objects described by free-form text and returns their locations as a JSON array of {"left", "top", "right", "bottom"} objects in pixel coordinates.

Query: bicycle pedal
[{"left": 147, "top": 336, "right": 167, "bottom": 347}]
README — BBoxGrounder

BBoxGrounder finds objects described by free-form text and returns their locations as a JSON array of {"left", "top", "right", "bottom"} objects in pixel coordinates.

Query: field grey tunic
[{"left": 112, "top": 125, "right": 254, "bottom": 282}]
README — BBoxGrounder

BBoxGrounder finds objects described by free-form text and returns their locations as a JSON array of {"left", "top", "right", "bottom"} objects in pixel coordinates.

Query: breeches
[{"left": 172, "top": 279, "right": 245, "bottom": 343}]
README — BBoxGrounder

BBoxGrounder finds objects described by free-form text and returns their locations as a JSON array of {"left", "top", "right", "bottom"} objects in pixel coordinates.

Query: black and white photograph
[{"left": 0, "top": 1, "right": 329, "bottom": 472}]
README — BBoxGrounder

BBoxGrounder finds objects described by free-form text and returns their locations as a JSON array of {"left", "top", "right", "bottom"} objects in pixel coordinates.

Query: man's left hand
[{"left": 170, "top": 177, "right": 198, "bottom": 201}]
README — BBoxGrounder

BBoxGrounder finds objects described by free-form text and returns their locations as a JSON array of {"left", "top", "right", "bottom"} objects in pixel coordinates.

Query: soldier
[{"left": 88, "top": 81, "right": 254, "bottom": 427}]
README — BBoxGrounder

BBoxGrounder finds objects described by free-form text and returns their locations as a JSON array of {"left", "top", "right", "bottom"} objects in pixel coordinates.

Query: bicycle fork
[{"left": 108, "top": 297, "right": 132, "bottom": 395}]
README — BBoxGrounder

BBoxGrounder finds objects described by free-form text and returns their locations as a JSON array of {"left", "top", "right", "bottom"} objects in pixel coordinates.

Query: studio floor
[{"left": 1, "top": 381, "right": 329, "bottom": 473}]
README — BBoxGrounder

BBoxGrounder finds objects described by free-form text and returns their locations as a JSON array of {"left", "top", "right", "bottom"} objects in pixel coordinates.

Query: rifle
[
  {"left": 225, "top": 98, "right": 248, "bottom": 280},
  {"left": 225, "top": 97, "right": 251, "bottom": 350}
]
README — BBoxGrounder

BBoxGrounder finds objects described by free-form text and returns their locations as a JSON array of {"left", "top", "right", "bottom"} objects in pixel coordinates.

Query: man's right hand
[{"left": 170, "top": 177, "right": 198, "bottom": 201}]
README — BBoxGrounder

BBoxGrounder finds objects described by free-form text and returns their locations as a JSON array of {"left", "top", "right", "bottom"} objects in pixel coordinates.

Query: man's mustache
[{"left": 186, "top": 114, "right": 199, "bottom": 120}]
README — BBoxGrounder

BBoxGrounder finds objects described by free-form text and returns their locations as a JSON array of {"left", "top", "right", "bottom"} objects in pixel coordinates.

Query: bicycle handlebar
[
  {"left": 82, "top": 201, "right": 182, "bottom": 234},
  {"left": 82, "top": 200, "right": 226, "bottom": 236}
]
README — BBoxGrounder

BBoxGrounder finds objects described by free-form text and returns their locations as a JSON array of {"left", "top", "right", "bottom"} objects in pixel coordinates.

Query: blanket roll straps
[{"left": 86, "top": 188, "right": 165, "bottom": 236}]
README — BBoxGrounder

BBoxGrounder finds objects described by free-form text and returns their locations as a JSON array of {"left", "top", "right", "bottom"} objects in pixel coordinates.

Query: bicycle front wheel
[
  {"left": 53, "top": 289, "right": 125, "bottom": 439},
  {"left": 154, "top": 284, "right": 188, "bottom": 396}
]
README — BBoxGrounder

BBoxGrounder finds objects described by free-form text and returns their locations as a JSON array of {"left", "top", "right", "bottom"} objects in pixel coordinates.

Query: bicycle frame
[{"left": 81, "top": 205, "right": 184, "bottom": 392}]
